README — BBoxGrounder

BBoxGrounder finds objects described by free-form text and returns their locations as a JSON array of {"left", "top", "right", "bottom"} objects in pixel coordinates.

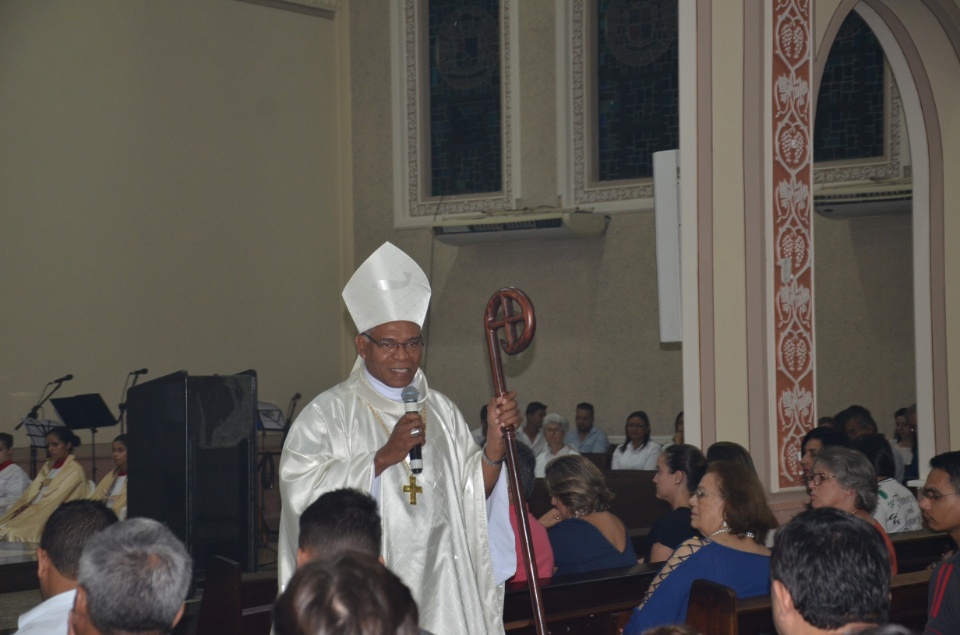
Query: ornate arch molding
[{"left": 813, "top": 1, "right": 949, "bottom": 458}]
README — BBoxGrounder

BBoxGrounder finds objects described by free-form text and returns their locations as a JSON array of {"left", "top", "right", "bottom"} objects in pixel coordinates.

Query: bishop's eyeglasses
[{"left": 362, "top": 332, "right": 425, "bottom": 352}]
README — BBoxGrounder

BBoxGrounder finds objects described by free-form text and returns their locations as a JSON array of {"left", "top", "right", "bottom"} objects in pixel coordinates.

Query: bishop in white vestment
[{"left": 278, "top": 242, "right": 519, "bottom": 635}]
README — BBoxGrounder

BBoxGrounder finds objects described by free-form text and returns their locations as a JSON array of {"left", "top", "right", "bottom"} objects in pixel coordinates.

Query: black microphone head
[
  {"left": 63, "top": 374, "right": 74, "bottom": 381},
  {"left": 131, "top": 368, "right": 148, "bottom": 375},
  {"left": 293, "top": 392, "right": 302, "bottom": 400},
  {"left": 401, "top": 386, "right": 419, "bottom": 403}
]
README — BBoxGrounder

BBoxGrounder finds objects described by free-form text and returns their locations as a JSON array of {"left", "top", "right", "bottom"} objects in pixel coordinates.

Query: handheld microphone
[
  {"left": 51, "top": 374, "right": 74, "bottom": 384},
  {"left": 130, "top": 368, "right": 148, "bottom": 376},
  {"left": 401, "top": 385, "right": 422, "bottom": 474}
]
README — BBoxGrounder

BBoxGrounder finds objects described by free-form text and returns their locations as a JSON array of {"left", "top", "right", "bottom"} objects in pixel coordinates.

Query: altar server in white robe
[{"left": 278, "top": 242, "right": 519, "bottom": 635}]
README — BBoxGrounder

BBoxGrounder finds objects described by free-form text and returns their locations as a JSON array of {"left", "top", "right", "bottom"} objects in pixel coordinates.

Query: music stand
[
  {"left": 19, "top": 419, "right": 58, "bottom": 477},
  {"left": 51, "top": 394, "right": 117, "bottom": 482}
]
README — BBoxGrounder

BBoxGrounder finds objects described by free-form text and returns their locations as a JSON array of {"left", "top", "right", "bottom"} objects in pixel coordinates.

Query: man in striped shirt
[{"left": 919, "top": 451, "right": 960, "bottom": 635}]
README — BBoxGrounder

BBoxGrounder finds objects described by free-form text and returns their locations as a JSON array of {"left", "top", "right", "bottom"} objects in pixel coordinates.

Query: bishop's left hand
[{"left": 484, "top": 391, "right": 520, "bottom": 458}]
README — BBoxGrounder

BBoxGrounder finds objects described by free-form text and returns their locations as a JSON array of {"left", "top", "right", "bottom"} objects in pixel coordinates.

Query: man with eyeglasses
[
  {"left": 920, "top": 451, "right": 960, "bottom": 635},
  {"left": 277, "top": 242, "right": 521, "bottom": 635}
]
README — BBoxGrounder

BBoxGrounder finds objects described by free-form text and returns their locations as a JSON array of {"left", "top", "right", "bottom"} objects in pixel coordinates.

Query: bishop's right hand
[{"left": 374, "top": 412, "right": 426, "bottom": 476}]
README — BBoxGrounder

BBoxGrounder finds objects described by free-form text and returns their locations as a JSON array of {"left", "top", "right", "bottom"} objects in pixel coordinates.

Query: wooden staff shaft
[{"left": 484, "top": 288, "right": 547, "bottom": 635}]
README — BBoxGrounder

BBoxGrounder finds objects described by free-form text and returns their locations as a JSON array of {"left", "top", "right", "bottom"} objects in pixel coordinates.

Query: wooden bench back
[
  {"left": 685, "top": 568, "right": 933, "bottom": 635},
  {"left": 195, "top": 556, "right": 276, "bottom": 635},
  {"left": 528, "top": 470, "right": 672, "bottom": 531}
]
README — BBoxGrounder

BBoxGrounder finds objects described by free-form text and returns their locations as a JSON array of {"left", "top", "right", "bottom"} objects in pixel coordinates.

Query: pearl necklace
[{"left": 708, "top": 526, "right": 732, "bottom": 538}]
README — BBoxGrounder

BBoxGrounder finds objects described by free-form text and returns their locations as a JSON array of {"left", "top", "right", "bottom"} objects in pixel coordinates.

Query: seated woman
[
  {"left": 623, "top": 461, "right": 776, "bottom": 634},
  {"left": 808, "top": 446, "right": 898, "bottom": 573},
  {"left": 0, "top": 427, "right": 88, "bottom": 543},
  {"left": 508, "top": 443, "right": 554, "bottom": 584},
  {"left": 92, "top": 433, "right": 128, "bottom": 519},
  {"left": 894, "top": 405, "right": 919, "bottom": 483},
  {"left": 798, "top": 426, "right": 850, "bottom": 486},
  {"left": 611, "top": 411, "right": 661, "bottom": 470},
  {"left": 0, "top": 432, "right": 31, "bottom": 516},
  {"left": 538, "top": 454, "right": 637, "bottom": 576},
  {"left": 645, "top": 444, "right": 707, "bottom": 563},
  {"left": 705, "top": 441, "right": 758, "bottom": 476},
  {"left": 534, "top": 414, "right": 578, "bottom": 478}
]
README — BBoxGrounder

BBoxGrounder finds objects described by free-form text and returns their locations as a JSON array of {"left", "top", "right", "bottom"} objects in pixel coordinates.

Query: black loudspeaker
[{"left": 127, "top": 371, "right": 258, "bottom": 573}]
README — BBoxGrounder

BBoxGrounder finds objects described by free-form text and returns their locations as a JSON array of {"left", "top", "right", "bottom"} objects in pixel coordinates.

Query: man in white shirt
[
  {"left": 15, "top": 500, "right": 117, "bottom": 635},
  {"left": 517, "top": 402, "right": 547, "bottom": 456}
]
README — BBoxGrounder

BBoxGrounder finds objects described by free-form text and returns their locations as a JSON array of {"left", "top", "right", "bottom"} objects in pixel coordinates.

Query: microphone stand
[
  {"left": 116, "top": 372, "right": 145, "bottom": 435},
  {"left": 16, "top": 380, "right": 68, "bottom": 476},
  {"left": 283, "top": 392, "right": 301, "bottom": 442}
]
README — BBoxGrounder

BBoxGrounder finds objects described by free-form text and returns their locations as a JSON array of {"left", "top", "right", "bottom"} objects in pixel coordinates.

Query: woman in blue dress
[
  {"left": 538, "top": 454, "right": 638, "bottom": 576},
  {"left": 623, "top": 460, "right": 778, "bottom": 634}
]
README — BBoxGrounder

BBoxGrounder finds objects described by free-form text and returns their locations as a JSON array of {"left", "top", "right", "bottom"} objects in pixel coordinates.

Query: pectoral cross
[{"left": 403, "top": 475, "right": 423, "bottom": 505}]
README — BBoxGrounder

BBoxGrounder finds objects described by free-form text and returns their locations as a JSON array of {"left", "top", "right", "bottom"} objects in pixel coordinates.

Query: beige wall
[
  {"left": 814, "top": 212, "right": 916, "bottom": 434},
  {"left": 0, "top": 0, "right": 350, "bottom": 443}
]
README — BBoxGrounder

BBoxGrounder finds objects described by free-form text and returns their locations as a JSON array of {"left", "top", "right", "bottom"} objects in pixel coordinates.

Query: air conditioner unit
[
  {"left": 432, "top": 210, "right": 609, "bottom": 245},
  {"left": 814, "top": 178, "right": 912, "bottom": 219}
]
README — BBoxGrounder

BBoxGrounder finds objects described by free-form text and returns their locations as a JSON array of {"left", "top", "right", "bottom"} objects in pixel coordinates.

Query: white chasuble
[{"left": 278, "top": 357, "right": 508, "bottom": 635}]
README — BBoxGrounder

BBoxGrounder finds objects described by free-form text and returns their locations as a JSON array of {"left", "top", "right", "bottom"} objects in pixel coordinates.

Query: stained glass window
[
  {"left": 595, "top": 0, "right": 679, "bottom": 182},
  {"left": 428, "top": 0, "right": 503, "bottom": 197},
  {"left": 814, "top": 11, "right": 886, "bottom": 162}
]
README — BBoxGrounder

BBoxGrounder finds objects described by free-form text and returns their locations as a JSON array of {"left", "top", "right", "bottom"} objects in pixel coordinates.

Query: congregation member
[
  {"left": 538, "top": 454, "right": 637, "bottom": 576},
  {"left": 278, "top": 242, "right": 520, "bottom": 635},
  {"left": 15, "top": 500, "right": 117, "bottom": 635},
  {"left": 837, "top": 405, "right": 905, "bottom": 483},
  {"left": 770, "top": 507, "right": 894, "bottom": 635},
  {"left": 798, "top": 427, "right": 850, "bottom": 485},
  {"left": 807, "top": 446, "right": 897, "bottom": 574},
  {"left": 508, "top": 444, "right": 553, "bottom": 584},
  {"left": 296, "top": 488, "right": 382, "bottom": 567},
  {"left": 854, "top": 434, "right": 922, "bottom": 533},
  {"left": 0, "top": 432, "right": 30, "bottom": 516},
  {"left": 611, "top": 411, "right": 661, "bottom": 471},
  {"left": 274, "top": 552, "right": 420, "bottom": 635},
  {"left": 91, "top": 434, "right": 128, "bottom": 520},
  {"left": 517, "top": 402, "right": 547, "bottom": 456},
  {"left": 0, "top": 427, "right": 87, "bottom": 543},
  {"left": 534, "top": 413, "right": 578, "bottom": 477},
  {"left": 663, "top": 411, "right": 684, "bottom": 449},
  {"left": 68, "top": 518, "right": 192, "bottom": 635},
  {"left": 919, "top": 450, "right": 960, "bottom": 634},
  {"left": 623, "top": 461, "right": 776, "bottom": 634},
  {"left": 894, "top": 404, "right": 919, "bottom": 483},
  {"left": 706, "top": 441, "right": 758, "bottom": 476},
  {"left": 645, "top": 444, "right": 707, "bottom": 563},
  {"left": 564, "top": 402, "right": 609, "bottom": 454}
]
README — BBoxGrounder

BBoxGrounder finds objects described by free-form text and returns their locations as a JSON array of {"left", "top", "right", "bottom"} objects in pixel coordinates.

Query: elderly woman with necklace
[
  {"left": 623, "top": 461, "right": 777, "bottom": 634},
  {"left": 807, "top": 445, "right": 898, "bottom": 574},
  {"left": 538, "top": 454, "right": 637, "bottom": 576}
]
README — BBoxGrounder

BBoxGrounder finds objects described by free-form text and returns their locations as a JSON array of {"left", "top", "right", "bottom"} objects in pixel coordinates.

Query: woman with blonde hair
[{"left": 539, "top": 454, "right": 637, "bottom": 576}]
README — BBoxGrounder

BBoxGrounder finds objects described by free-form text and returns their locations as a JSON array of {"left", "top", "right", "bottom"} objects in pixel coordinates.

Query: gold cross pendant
[{"left": 403, "top": 475, "right": 423, "bottom": 505}]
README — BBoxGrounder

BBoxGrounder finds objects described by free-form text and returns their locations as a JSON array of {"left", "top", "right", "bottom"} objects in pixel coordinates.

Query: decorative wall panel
[{"left": 772, "top": 0, "right": 815, "bottom": 489}]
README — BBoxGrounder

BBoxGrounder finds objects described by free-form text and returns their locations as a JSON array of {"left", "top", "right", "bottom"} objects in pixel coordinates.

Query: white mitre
[{"left": 342, "top": 242, "right": 432, "bottom": 333}]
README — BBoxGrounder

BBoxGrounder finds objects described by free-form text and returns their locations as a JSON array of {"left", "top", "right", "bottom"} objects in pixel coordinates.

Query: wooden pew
[
  {"left": 890, "top": 528, "right": 955, "bottom": 573},
  {"left": 685, "top": 569, "right": 933, "bottom": 635},
  {"left": 195, "top": 556, "right": 277, "bottom": 635},
  {"left": 504, "top": 563, "right": 658, "bottom": 634},
  {"left": 527, "top": 470, "right": 672, "bottom": 557}
]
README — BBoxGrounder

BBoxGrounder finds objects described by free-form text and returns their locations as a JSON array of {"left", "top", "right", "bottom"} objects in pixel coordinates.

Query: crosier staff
[{"left": 484, "top": 288, "right": 546, "bottom": 635}]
